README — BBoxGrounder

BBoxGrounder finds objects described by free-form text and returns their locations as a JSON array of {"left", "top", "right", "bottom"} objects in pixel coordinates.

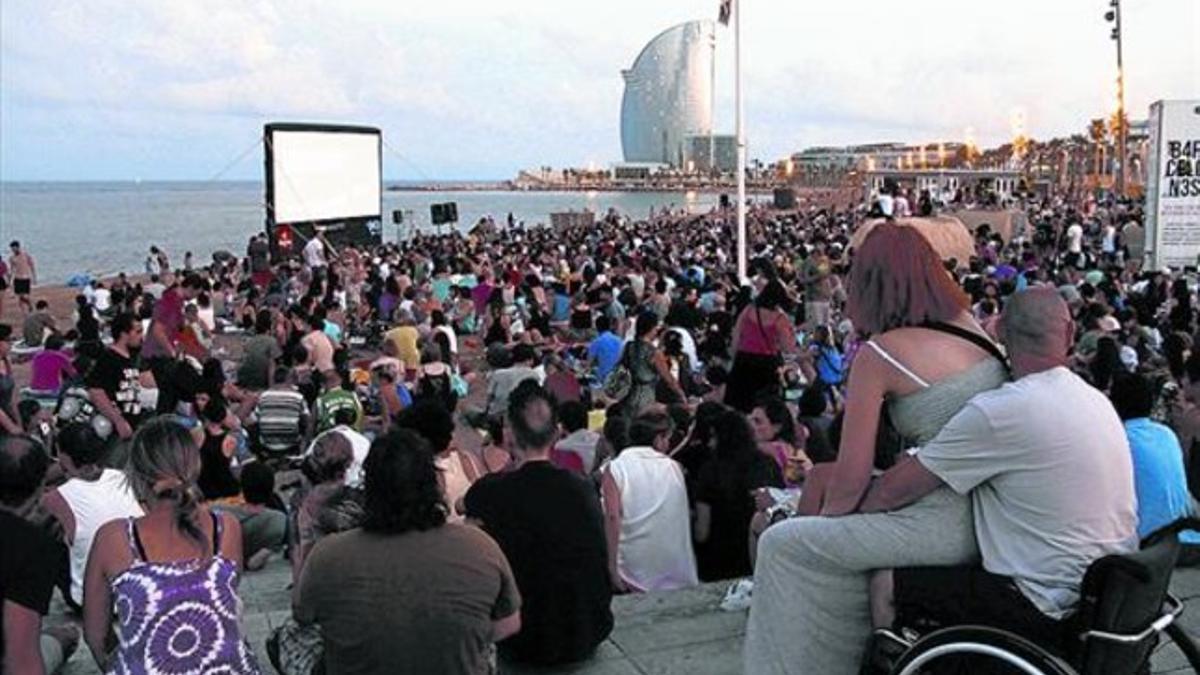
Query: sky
[{"left": 1, "top": 0, "right": 1197, "bottom": 181}]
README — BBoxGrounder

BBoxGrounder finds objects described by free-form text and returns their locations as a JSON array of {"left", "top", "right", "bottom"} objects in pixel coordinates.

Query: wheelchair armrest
[
  {"left": 1141, "top": 517, "right": 1200, "bottom": 548},
  {"left": 1085, "top": 554, "right": 1152, "bottom": 584},
  {"left": 1078, "top": 593, "right": 1183, "bottom": 645}
]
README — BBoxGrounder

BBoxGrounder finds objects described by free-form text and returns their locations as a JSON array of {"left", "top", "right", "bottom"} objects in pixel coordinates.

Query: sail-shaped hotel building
[{"left": 620, "top": 21, "right": 716, "bottom": 167}]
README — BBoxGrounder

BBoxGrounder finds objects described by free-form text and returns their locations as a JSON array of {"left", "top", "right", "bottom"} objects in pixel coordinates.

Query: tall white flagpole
[{"left": 734, "top": 0, "right": 748, "bottom": 284}]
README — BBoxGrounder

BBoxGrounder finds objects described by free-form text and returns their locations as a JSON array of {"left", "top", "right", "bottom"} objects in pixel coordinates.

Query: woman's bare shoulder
[{"left": 91, "top": 517, "right": 133, "bottom": 571}]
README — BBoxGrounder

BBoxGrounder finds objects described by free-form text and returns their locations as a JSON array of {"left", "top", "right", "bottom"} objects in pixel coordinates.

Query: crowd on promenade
[{"left": 1, "top": 183, "right": 1198, "bottom": 675}]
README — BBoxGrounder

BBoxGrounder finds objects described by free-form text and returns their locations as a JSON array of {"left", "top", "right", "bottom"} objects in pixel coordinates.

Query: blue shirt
[
  {"left": 1125, "top": 418, "right": 1200, "bottom": 543},
  {"left": 588, "top": 331, "right": 624, "bottom": 382},
  {"left": 552, "top": 293, "right": 571, "bottom": 323},
  {"left": 323, "top": 320, "right": 343, "bottom": 344}
]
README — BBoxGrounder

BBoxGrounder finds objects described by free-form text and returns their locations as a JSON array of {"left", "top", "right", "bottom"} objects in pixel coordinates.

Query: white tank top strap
[{"left": 865, "top": 340, "right": 930, "bottom": 388}]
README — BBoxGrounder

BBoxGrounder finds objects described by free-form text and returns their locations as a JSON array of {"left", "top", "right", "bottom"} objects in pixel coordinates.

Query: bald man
[{"left": 745, "top": 289, "right": 1137, "bottom": 675}]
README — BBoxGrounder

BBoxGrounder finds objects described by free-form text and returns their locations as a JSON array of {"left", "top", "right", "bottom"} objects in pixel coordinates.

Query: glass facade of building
[{"left": 620, "top": 21, "right": 715, "bottom": 167}]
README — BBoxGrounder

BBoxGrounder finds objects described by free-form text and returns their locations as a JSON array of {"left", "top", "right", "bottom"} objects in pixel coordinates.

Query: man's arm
[
  {"left": 41, "top": 489, "right": 76, "bottom": 543},
  {"left": 88, "top": 388, "right": 132, "bottom": 439},
  {"left": 858, "top": 455, "right": 946, "bottom": 513},
  {"left": 867, "top": 402, "right": 1000, "bottom": 513},
  {"left": 150, "top": 319, "right": 173, "bottom": 356},
  {"left": 492, "top": 611, "right": 521, "bottom": 642}
]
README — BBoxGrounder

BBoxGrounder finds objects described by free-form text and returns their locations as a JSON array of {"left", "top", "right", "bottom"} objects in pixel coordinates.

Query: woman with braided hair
[{"left": 82, "top": 415, "right": 261, "bottom": 674}]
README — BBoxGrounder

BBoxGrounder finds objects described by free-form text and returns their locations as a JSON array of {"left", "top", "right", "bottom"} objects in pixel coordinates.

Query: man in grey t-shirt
[{"left": 862, "top": 288, "right": 1137, "bottom": 621}]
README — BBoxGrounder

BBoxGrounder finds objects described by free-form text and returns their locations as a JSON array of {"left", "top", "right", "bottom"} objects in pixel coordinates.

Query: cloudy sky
[{"left": 1, "top": 0, "right": 1196, "bottom": 181}]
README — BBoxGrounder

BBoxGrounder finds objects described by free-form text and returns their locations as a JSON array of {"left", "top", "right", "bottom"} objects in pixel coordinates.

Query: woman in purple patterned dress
[{"left": 83, "top": 416, "right": 261, "bottom": 674}]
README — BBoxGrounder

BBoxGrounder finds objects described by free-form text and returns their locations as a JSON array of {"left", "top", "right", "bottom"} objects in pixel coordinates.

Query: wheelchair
[{"left": 866, "top": 517, "right": 1200, "bottom": 674}]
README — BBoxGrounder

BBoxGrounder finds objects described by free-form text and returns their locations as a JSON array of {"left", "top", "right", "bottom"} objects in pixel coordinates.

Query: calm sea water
[{"left": 0, "top": 182, "right": 732, "bottom": 285}]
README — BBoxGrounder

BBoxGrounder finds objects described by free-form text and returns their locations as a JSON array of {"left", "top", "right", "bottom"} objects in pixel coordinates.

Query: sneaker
[{"left": 720, "top": 578, "right": 754, "bottom": 612}]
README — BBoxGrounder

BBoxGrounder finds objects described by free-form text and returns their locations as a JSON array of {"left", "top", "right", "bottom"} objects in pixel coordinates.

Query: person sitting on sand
[{"left": 29, "top": 334, "right": 77, "bottom": 394}]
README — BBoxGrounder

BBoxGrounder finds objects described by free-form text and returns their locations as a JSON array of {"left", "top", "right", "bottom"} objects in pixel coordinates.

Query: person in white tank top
[
  {"left": 600, "top": 410, "right": 698, "bottom": 592},
  {"left": 41, "top": 424, "right": 143, "bottom": 607}
]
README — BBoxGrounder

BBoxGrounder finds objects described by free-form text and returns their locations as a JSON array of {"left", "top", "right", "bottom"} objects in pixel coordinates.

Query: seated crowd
[{"left": 2, "top": 189, "right": 1198, "bottom": 675}]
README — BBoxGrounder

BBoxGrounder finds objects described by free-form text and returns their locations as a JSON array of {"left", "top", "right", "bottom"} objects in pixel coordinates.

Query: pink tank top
[{"left": 738, "top": 310, "right": 780, "bottom": 356}]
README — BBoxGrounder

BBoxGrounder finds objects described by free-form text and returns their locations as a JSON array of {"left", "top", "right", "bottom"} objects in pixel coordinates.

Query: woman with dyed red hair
[
  {"left": 746, "top": 220, "right": 1011, "bottom": 673},
  {"left": 801, "top": 220, "right": 1009, "bottom": 515}
]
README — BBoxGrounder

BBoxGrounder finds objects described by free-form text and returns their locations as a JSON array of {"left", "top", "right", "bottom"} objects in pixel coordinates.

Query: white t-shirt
[
  {"left": 628, "top": 274, "right": 646, "bottom": 300},
  {"left": 667, "top": 327, "right": 701, "bottom": 373},
  {"left": 434, "top": 324, "right": 458, "bottom": 355},
  {"left": 1066, "top": 224, "right": 1084, "bottom": 254},
  {"left": 92, "top": 288, "right": 112, "bottom": 311},
  {"left": 876, "top": 194, "right": 895, "bottom": 217},
  {"left": 1102, "top": 225, "right": 1117, "bottom": 254},
  {"left": 198, "top": 306, "right": 216, "bottom": 332},
  {"left": 303, "top": 238, "right": 326, "bottom": 268},
  {"left": 306, "top": 426, "right": 370, "bottom": 488},
  {"left": 918, "top": 367, "right": 1137, "bottom": 619}
]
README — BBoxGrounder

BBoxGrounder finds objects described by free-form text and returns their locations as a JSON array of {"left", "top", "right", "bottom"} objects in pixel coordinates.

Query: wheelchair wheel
[
  {"left": 891, "top": 625, "right": 1076, "bottom": 675},
  {"left": 1162, "top": 622, "right": 1200, "bottom": 672}
]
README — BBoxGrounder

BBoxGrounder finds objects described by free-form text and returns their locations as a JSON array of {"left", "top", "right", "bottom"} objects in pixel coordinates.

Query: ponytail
[
  {"left": 127, "top": 416, "right": 208, "bottom": 551},
  {"left": 154, "top": 481, "right": 206, "bottom": 549}
]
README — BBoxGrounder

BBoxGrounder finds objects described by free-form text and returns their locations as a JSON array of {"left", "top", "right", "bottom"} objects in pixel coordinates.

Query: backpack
[{"left": 603, "top": 346, "right": 634, "bottom": 402}]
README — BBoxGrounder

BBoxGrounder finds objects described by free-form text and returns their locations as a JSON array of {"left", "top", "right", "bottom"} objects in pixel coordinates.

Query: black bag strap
[
  {"left": 755, "top": 307, "right": 781, "bottom": 359},
  {"left": 922, "top": 322, "right": 1010, "bottom": 371}
]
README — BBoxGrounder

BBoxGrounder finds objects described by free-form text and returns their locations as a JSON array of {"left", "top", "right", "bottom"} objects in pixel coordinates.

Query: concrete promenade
[{"left": 56, "top": 558, "right": 1200, "bottom": 674}]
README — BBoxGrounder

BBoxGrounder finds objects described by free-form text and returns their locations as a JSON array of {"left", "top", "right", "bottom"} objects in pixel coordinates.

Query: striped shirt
[{"left": 256, "top": 388, "right": 308, "bottom": 452}]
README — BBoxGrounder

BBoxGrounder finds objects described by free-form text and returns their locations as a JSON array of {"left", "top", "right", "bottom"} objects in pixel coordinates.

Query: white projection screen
[{"left": 266, "top": 124, "right": 381, "bottom": 224}]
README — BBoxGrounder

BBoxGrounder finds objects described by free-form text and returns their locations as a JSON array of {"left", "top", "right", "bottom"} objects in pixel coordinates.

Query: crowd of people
[{"left": 1, "top": 184, "right": 1197, "bottom": 675}]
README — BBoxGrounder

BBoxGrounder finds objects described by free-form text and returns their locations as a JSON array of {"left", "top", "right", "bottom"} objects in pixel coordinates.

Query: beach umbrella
[{"left": 848, "top": 216, "right": 976, "bottom": 268}]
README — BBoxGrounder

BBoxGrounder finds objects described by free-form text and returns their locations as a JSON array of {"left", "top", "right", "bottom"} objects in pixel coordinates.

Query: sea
[{"left": 0, "top": 181, "right": 741, "bottom": 286}]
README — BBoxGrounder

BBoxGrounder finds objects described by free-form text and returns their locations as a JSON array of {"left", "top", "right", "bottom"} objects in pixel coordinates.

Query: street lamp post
[
  {"left": 734, "top": 0, "right": 748, "bottom": 285},
  {"left": 1105, "top": 0, "right": 1127, "bottom": 196}
]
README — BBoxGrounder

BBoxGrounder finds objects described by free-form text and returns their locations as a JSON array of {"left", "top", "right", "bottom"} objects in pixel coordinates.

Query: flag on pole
[{"left": 718, "top": 0, "right": 732, "bottom": 25}]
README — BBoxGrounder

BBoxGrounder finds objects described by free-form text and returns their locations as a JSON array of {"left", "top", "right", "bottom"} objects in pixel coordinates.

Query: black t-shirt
[
  {"left": 84, "top": 347, "right": 142, "bottom": 426},
  {"left": 693, "top": 454, "right": 783, "bottom": 582},
  {"left": 569, "top": 307, "right": 593, "bottom": 331},
  {"left": 198, "top": 430, "right": 240, "bottom": 500},
  {"left": 666, "top": 301, "right": 703, "bottom": 332},
  {"left": 0, "top": 510, "right": 62, "bottom": 661},
  {"left": 464, "top": 461, "right": 613, "bottom": 665},
  {"left": 414, "top": 371, "right": 457, "bottom": 413},
  {"left": 248, "top": 239, "right": 271, "bottom": 273}
]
